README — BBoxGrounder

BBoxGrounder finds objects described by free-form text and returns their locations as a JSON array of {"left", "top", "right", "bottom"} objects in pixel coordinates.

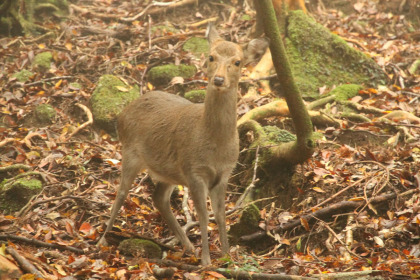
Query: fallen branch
[
  {"left": 6, "top": 247, "right": 44, "bottom": 279},
  {"left": 0, "top": 138, "right": 14, "bottom": 148},
  {"left": 240, "top": 189, "right": 419, "bottom": 242},
  {"left": 148, "top": 258, "right": 317, "bottom": 279},
  {"left": 0, "top": 234, "right": 84, "bottom": 254},
  {"left": 64, "top": 103, "right": 93, "bottom": 141}
]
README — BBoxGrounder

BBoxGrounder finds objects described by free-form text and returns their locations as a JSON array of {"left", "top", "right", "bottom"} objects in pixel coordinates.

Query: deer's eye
[
  {"left": 234, "top": 60, "right": 241, "bottom": 66},
  {"left": 209, "top": 55, "right": 214, "bottom": 62}
]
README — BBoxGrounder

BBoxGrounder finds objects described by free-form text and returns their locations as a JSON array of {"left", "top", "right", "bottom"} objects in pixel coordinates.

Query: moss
[
  {"left": 33, "top": 51, "right": 53, "bottom": 71},
  {"left": 329, "top": 84, "right": 363, "bottom": 101},
  {"left": 12, "top": 69, "right": 34, "bottom": 83},
  {"left": 151, "top": 24, "right": 177, "bottom": 34},
  {"left": 0, "top": 178, "right": 42, "bottom": 213},
  {"left": 118, "top": 239, "right": 162, "bottom": 258},
  {"left": 184, "top": 89, "right": 206, "bottom": 103},
  {"left": 69, "top": 82, "right": 81, "bottom": 90},
  {"left": 90, "top": 75, "right": 139, "bottom": 135},
  {"left": 285, "top": 11, "right": 387, "bottom": 99},
  {"left": 182, "top": 37, "right": 209, "bottom": 56},
  {"left": 241, "top": 14, "right": 251, "bottom": 21},
  {"left": 148, "top": 64, "right": 196, "bottom": 86},
  {"left": 229, "top": 204, "right": 260, "bottom": 245},
  {"left": 263, "top": 126, "right": 297, "bottom": 143},
  {"left": 34, "top": 104, "right": 56, "bottom": 125}
]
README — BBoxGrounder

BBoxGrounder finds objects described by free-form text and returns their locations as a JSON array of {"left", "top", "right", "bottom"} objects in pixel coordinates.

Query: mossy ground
[{"left": 90, "top": 75, "right": 139, "bottom": 135}]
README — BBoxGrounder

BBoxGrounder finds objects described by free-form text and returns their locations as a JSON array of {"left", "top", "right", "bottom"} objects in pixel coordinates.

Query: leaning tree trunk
[
  {"left": 253, "top": 0, "right": 315, "bottom": 165},
  {"left": 0, "top": 0, "right": 68, "bottom": 36}
]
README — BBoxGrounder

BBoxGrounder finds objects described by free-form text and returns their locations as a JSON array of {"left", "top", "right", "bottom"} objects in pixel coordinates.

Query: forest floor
[{"left": 0, "top": 0, "right": 419, "bottom": 279}]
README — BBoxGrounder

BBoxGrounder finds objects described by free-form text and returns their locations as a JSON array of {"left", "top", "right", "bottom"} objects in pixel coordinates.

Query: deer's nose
[{"left": 213, "top": 76, "right": 224, "bottom": 87}]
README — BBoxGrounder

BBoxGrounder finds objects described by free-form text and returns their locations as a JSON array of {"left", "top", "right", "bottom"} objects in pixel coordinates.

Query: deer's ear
[
  {"left": 243, "top": 37, "right": 270, "bottom": 65},
  {"left": 206, "top": 23, "right": 222, "bottom": 45}
]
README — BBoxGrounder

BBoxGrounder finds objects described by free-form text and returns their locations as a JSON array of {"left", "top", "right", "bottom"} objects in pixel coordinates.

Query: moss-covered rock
[
  {"left": 0, "top": 178, "right": 42, "bottom": 213},
  {"left": 182, "top": 37, "right": 209, "bottom": 57},
  {"left": 329, "top": 84, "right": 363, "bottom": 101},
  {"left": 118, "top": 239, "right": 162, "bottom": 258},
  {"left": 148, "top": 64, "right": 196, "bottom": 86},
  {"left": 33, "top": 52, "right": 53, "bottom": 72},
  {"left": 90, "top": 75, "right": 139, "bottom": 135},
  {"left": 12, "top": 69, "right": 34, "bottom": 83},
  {"left": 184, "top": 89, "right": 206, "bottom": 103},
  {"left": 34, "top": 104, "right": 56, "bottom": 125},
  {"left": 285, "top": 11, "right": 387, "bottom": 99},
  {"left": 229, "top": 204, "right": 261, "bottom": 245}
]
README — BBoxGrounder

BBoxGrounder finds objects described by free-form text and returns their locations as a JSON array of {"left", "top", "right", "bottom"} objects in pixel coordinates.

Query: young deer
[{"left": 97, "top": 25, "right": 268, "bottom": 265}]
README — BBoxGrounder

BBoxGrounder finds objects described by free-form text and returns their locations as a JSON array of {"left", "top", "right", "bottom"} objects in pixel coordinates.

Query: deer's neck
[{"left": 203, "top": 85, "right": 238, "bottom": 140}]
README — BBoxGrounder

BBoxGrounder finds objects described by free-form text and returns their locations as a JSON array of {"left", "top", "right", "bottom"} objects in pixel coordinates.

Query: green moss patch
[
  {"left": 285, "top": 11, "right": 387, "bottom": 99},
  {"left": 182, "top": 37, "right": 209, "bottom": 57},
  {"left": 184, "top": 89, "right": 206, "bottom": 103},
  {"left": 33, "top": 52, "right": 53, "bottom": 71},
  {"left": 35, "top": 104, "right": 56, "bottom": 125},
  {"left": 118, "top": 239, "right": 162, "bottom": 258},
  {"left": 90, "top": 75, "right": 139, "bottom": 135},
  {"left": 12, "top": 69, "right": 34, "bottom": 83},
  {"left": 0, "top": 178, "right": 42, "bottom": 213},
  {"left": 148, "top": 64, "right": 196, "bottom": 86}
]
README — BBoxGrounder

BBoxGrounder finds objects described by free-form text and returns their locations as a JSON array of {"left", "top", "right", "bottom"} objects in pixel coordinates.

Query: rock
[
  {"left": 182, "top": 37, "right": 209, "bottom": 57},
  {"left": 34, "top": 104, "right": 56, "bottom": 125},
  {"left": 184, "top": 89, "right": 206, "bottom": 103},
  {"left": 148, "top": 64, "right": 196, "bottom": 86},
  {"left": 12, "top": 69, "right": 34, "bottom": 83},
  {"left": 90, "top": 75, "right": 139, "bottom": 135},
  {"left": 33, "top": 52, "right": 53, "bottom": 72},
  {"left": 118, "top": 239, "right": 162, "bottom": 259},
  {"left": 284, "top": 11, "right": 387, "bottom": 99},
  {"left": 0, "top": 178, "right": 42, "bottom": 213}
]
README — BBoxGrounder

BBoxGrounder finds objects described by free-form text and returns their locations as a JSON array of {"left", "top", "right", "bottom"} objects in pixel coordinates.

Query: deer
[{"left": 97, "top": 25, "right": 269, "bottom": 266}]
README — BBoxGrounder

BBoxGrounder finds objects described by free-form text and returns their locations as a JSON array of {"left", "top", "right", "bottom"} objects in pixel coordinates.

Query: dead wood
[
  {"left": 0, "top": 234, "right": 84, "bottom": 254},
  {"left": 240, "top": 189, "right": 419, "bottom": 242},
  {"left": 6, "top": 247, "right": 44, "bottom": 279},
  {"left": 0, "top": 254, "right": 21, "bottom": 279}
]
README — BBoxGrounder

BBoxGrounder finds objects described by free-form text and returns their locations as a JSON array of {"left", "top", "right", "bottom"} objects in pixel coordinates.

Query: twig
[
  {"left": 65, "top": 103, "right": 93, "bottom": 141},
  {"left": 6, "top": 247, "right": 44, "bottom": 279},
  {"left": 311, "top": 177, "right": 365, "bottom": 210},
  {"left": 12, "top": 76, "right": 73, "bottom": 88},
  {"left": 23, "top": 132, "right": 46, "bottom": 149},
  {"left": 235, "top": 146, "right": 260, "bottom": 209},
  {"left": 1, "top": 234, "right": 84, "bottom": 254},
  {"left": 0, "top": 138, "right": 14, "bottom": 148},
  {"left": 0, "top": 164, "right": 31, "bottom": 173}
]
